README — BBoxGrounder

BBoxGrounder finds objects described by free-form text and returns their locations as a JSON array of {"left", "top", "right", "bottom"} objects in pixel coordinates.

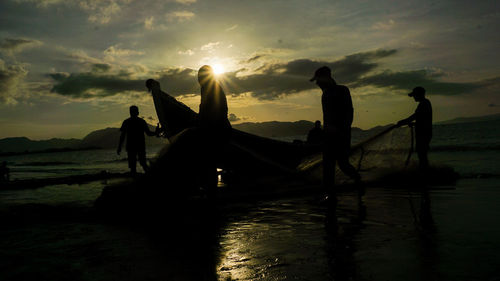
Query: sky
[{"left": 0, "top": 0, "right": 499, "bottom": 140}]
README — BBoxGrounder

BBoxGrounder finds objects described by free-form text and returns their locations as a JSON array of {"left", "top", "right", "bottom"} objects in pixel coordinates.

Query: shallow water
[{"left": 216, "top": 178, "right": 500, "bottom": 281}]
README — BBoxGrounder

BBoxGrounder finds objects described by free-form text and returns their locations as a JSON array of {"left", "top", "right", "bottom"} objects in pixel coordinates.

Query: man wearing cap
[
  {"left": 311, "top": 66, "right": 361, "bottom": 190},
  {"left": 397, "top": 86, "right": 433, "bottom": 170}
]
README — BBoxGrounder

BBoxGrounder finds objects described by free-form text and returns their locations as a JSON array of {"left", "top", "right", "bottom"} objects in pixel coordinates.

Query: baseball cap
[
  {"left": 310, "top": 66, "right": 331, "bottom": 82},
  {"left": 408, "top": 86, "right": 425, "bottom": 97}
]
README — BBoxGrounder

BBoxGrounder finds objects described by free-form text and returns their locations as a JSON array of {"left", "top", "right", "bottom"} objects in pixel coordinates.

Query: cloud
[
  {"left": 200, "top": 42, "right": 220, "bottom": 52},
  {"left": 78, "top": 0, "right": 127, "bottom": 24},
  {"left": 0, "top": 60, "right": 28, "bottom": 104},
  {"left": 166, "top": 10, "right": 195, "bottom": 22},
  {"left": 15, "top": 0, "right": 129, "bottom": 24},
  {"left": 225, "top": 24, "right": 238, "bottom": 32},
  {"left": 175, "top": 0, "right": 196, "bottom": 4},
  {"left": 144, "top": 16, "right": 154, "bottom": 30},
  {"left": 104, "top": 45, "right": 145, "bottom": 57},
  {"left": 91, "top": 63, "right": 111, "bottom": 72},
  {"left": 0, "top": 38, "right": 43, "bottom": 55},
  {"left": 216, "top": 49, "right": 398, "bottom": 99},
  {"left": 48, "top": 49, "right": 498, "bottom": 102},
  {"left": 372, "top": 19, "right": 396, "bottom": 30},
  {"left": 178, "top": 49, "right": 195, "bottom": 56},
  {"left": 352, "top": 70, "right": 482, "bottom": 95},
  {"left": 245, "top": 54, "right": 266, "bottom": 63},
  {"left": 13, "top": 0, "right": 63, "bottom": 8},
  {"left": 48, "top": 66, "right": 198, "bottom": 99},
  {"left": 49, "top": 70, "right": 145, "bottom": 99}
]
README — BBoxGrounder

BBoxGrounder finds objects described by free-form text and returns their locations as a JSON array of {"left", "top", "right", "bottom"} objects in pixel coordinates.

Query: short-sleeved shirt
[
  {"left": 120, "top": 117, "right": 149, "bottom": 151},
  {"left": 415, "top": 98, "right": 433, "bottom": 139},
  {"left": 322, "top": 84, "right": 354, "bottom": 132}
]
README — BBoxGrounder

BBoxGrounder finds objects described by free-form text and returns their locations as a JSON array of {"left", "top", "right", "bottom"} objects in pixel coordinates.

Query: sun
[{"left": 213, "top": 63, "right": 225, "bottom": 75}]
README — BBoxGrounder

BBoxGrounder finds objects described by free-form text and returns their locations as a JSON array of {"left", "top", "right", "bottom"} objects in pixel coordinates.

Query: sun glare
[{"left": 213, "top": 63, "right": 225, "bottom": 75}]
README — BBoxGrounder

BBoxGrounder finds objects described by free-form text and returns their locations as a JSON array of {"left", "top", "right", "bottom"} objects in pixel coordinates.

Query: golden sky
[{"left": 0, "top": 0, "right": 499, "bottom": 139}]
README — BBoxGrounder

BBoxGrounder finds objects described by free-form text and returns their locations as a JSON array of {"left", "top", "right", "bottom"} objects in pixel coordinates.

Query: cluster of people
[
  {"left": 117, "top": 65, "right": 230, "bottom": 193},
  {"left": 117, "top": 65, "right": 432, "bottom": 192}
]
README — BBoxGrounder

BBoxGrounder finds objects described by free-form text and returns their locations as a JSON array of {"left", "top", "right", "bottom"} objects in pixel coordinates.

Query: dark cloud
[
  {"left": 0, "top": 38, "right": 42, "bottom": 53},
  {"left": 91, "top": 63, "right": 111, "bottom": 72},
  {"left": 245, "top": 54, "right": 265, "bottom": 63},
  {"left": 49, "top": 67, "right": 198, "bottom": 99},
  {"left": 48, "top": 48, "right": 496, "bottom": 100},
  {"left": 219, "top": 49, "right": 398, "bottom": 99},
  {"left": 49, "top": 72, "right": 144, "bottom": 98},
  {"left": 352, "top": 70, "right": 482, "bottom": 95},
  {"left": 155, "top": 68, "right": 198, "bottom": 95},
  {"left": 228, "top": 113, "right": 241, "bottom": 122}
]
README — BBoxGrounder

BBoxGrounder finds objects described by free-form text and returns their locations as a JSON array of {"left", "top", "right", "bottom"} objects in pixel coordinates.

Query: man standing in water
[
  {"left": 117, "top": 105, "right": 158, "bottom": 174},
  {"left": 397, "top": 86, "right": 433, "bottom": 170},
  {"left": 310, "top": 66, "right": 361, "bottom": 193}
]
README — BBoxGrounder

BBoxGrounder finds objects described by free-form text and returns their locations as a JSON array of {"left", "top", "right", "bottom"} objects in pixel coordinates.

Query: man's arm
[
  {"left": 117, "top": 131, "right": 125, "bottom": 155},
  {"left": 143, "top": 120, "right": 157, "bottom": 136},
  {"left": 117, "top": 121, "right": 126, "bottom": 155},
  {"left": 397, "top": 113, "right": 416, "bottom": 126}
]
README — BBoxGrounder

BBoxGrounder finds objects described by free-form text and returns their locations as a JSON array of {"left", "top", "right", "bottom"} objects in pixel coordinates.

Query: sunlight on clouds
[
  {"left": 166, "top": 10, "right": 195, "bottom": 22},
  {"left": 225, "top": 24, "right": 239, "bottom": 32},
  {"left": 213, "top": 64, "right": 225, "bottom": 75},
  {"left": 144, "top": 16, "right": 154, "bottom": 30},
  {"left": 178, "top": 49, "right": 195, "bottom": 56},
  {"left": 200, "top": 42, "right": 221, "bottom": 52},
  {"left": 175, "top": 0, "right": 196, "bottom": 4},
  {"left": 372, "top": 19, "right": 396, "bottom": 31}
]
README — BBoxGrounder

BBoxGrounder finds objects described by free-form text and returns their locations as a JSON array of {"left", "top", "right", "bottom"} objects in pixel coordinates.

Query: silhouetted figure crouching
[
  {"left": 117, "top": 105, "right": 158, "bottom": 174},
  {"left": 307, "top": 120, "right": 324, "bottom": 145},
  {"left": 0, "top": 161, "right": 9, "bottom": 182},
  {"left": 397, "top": 86, "right": 433, "bottom": 170}
]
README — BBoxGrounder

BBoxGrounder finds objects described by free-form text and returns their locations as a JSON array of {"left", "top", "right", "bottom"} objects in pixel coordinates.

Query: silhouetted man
[
  {"left": 117, "top": 105, "right": 158, "bottom": 174},
  {"left": 397, "top": 86, "right": 432, "bottom": 170},
  {"left": 197, "top": 65, "right": 231, "bottom": 192},
  {"left": 198, "top": 65, "right": 231, "bottom": 134},
  {"left": 311, "top": 66, "right": 360, "bottom": 190},
  {"left": 307, "top": 120, "right": 324, "bottom": 145}
]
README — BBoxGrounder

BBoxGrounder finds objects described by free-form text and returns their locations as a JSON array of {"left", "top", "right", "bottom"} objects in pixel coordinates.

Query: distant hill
[
  {"left": 3, "top": 113, "right": 498, "bottom": 154},
  {"left": 436, "top": 113, "right": 500, "bottom": 125},
  {"left": 0, "top": 137, "right": 82, "bottom": 154},
  {"left": 79, "top": 126, "right": 167, "bottom": 149},
  {"left": 0, "top": 125, "right": 167, "bottom": 154},
  {"left": 233, "top": 120, "right": 315, "bottom": 138},
  {"left": 233, "top": 120, "right": 366, "bottom": 139}
]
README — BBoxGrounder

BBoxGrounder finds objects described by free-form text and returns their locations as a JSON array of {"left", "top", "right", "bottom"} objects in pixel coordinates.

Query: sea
[{"left": 1, "top": 119, "right": 499, "bottom": 281}]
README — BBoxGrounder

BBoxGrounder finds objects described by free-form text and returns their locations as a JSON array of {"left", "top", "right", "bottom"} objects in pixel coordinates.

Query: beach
[
  {"left": 1, "top": 176, "right": 500, "bottom": 280},
  {"left": 1, "top": 120, "right": 499, "bottom": 280}
]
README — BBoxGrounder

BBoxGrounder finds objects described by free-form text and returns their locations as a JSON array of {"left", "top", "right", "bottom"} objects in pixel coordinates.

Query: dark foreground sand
[{"left": 1, "top": 178, "right": 499, "bottom": 281}]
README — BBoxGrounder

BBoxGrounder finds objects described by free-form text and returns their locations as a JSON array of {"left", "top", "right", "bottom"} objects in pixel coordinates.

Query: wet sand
[{"left": 1, "top": 178, "right": 499, "bottom": 280}]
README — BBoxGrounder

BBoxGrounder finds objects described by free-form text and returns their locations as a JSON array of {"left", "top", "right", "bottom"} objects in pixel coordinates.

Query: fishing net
[{"left": 297, "top": 125, "right": 415, "bottom": 183}]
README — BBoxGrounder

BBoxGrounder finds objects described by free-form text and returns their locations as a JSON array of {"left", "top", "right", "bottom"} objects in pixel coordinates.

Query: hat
[
  {"left": 310, "top": 66, "right": 331, "bottom": 82},
  {"left": 408, "top": 86, "right": 425, "bottom": 97}
]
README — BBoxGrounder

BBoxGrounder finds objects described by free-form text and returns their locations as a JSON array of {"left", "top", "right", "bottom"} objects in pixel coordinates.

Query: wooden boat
[{"left": 150, "top": 85, "right": 321, "bottom": 176}]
